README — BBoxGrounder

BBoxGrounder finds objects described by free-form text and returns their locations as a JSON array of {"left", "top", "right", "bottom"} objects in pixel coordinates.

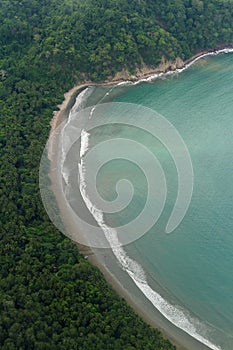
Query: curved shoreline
[
  {"left": 48, "top": 46, "right": 233, "bottom": 144},
  {"left": 47, "top": 48, "right": 232, "bottom": 350}
]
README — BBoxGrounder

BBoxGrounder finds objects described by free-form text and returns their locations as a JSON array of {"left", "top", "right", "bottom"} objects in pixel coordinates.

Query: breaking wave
[{"left": 59, "top": 48, "right": 233, "bottom": 350}]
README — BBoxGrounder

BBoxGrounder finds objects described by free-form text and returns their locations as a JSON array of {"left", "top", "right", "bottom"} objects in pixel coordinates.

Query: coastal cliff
[
  {"left": 1, "top": 0, "right": 233, "bottom": 348},
  {"left": 112, "top": 57, "right": 184, "bottom": 81}
]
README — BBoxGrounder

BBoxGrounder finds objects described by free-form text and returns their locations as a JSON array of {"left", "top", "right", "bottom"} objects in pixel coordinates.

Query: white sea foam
[
  {"left": 116, "top": 47, "right": 233, "bottom": 87},
  {"left": 89, "top": 85, "right": 117, "bottom": 119},
  {"left": 60, "top": 87, "right": 91, "bottom": 184},
  {"left": 106, "top": 233, "right": 222, "bottom": 350},
  {"left": 80, "top": 130, "right": 90, "bottom": 158},
  {"left": 62, "top": 49, "right": 233, "bottom": 349},
  {"left": 77, "top": 134, "right": 222, "bottom": 350},
  {"left": 131, "top": 270, "right": 222, "bottom": 350}
]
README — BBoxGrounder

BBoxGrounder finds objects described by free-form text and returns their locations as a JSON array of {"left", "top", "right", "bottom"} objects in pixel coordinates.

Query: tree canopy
[{"left": 0, "top": 0, "right": 232, "bottom": 348}]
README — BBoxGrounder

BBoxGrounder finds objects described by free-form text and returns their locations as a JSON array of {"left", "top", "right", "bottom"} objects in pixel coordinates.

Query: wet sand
[
  {"left": 46, "top": 48, "right": 233, "bottom": 349},
  {"left": 47, "top": 92, "right": 214, "bottom": 350}
]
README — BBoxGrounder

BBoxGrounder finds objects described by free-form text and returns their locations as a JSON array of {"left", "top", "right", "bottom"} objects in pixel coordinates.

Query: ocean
[{"left": 59, "top": 51, "right": 233, "bottom": 350}]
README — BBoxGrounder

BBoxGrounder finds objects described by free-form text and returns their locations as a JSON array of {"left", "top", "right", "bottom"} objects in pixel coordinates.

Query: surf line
[{"left": 61, "top": 48, "right": 233, "bottom": 350}]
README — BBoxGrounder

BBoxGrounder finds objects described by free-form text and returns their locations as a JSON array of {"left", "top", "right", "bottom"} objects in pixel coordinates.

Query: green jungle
[{"left": 0, "top": 0, "right": 232, "bottom": 349}]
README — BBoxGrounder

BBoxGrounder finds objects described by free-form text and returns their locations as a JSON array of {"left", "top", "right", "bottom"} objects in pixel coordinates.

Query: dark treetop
[{"left": 0, "top": 0, "right": 232, "bottom": 348}]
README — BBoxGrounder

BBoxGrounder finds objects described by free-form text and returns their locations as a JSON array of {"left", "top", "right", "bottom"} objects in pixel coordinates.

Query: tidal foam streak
[
  {"left": 64, "top": 52, "right": 233, "bottom": 349},
  {"left": 78, "top": 128, "right": 221, "bottom": 350},
  {"left": 61, "top": 87, "right": 91, "bottom": 185},
  {"left": 116, "top": 47, "right": 233, "bottom": 87},
  {"left": 80, "top": 130, "right": 90, "bottom": 158}
]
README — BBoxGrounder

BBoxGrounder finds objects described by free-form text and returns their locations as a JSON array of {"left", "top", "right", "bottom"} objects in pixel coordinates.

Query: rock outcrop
[{"left": 111, "top": 56, "right": 185, "bottom": 82}]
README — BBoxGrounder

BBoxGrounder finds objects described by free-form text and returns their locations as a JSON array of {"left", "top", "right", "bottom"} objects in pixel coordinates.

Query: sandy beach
[{"left": 46, "top": 48, "right": 232, "bottom": 350}]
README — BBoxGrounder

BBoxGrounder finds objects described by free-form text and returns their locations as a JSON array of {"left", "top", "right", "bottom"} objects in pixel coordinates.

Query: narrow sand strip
[{"left": 47, "top": 48, "right": 232, "bottom": 350}]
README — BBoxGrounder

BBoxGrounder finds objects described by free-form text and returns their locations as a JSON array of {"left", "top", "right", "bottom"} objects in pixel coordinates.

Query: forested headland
[{"left": 0, "top": 0, "right": 232, "bottom": 349}]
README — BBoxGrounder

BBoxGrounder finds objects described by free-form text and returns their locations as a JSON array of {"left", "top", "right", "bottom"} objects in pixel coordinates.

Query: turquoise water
[
  {"left": 117, "top": 54, "right": 233, "bottom": 348},
  {"left": 76, "top": 53, "right": 233, "bottom": 349}
]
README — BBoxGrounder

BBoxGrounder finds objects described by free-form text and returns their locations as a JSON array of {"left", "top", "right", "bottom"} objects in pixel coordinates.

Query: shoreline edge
[{"left": 47, "top": 47, "right": 232, "bottom": 350}]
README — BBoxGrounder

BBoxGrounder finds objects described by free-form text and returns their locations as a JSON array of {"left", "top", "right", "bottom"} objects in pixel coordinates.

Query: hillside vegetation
[{"left": 0, "top": 0, "right": 232, "bottom": 349}]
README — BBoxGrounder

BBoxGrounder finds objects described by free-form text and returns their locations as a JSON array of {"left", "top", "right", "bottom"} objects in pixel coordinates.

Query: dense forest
[{"left": 0, "top": 0, "right": 232, "bottom": 349}]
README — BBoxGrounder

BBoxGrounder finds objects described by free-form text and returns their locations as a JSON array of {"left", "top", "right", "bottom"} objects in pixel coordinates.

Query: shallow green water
[{"left": 85, "top": 53, "right": 233, "bottom": 349}]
